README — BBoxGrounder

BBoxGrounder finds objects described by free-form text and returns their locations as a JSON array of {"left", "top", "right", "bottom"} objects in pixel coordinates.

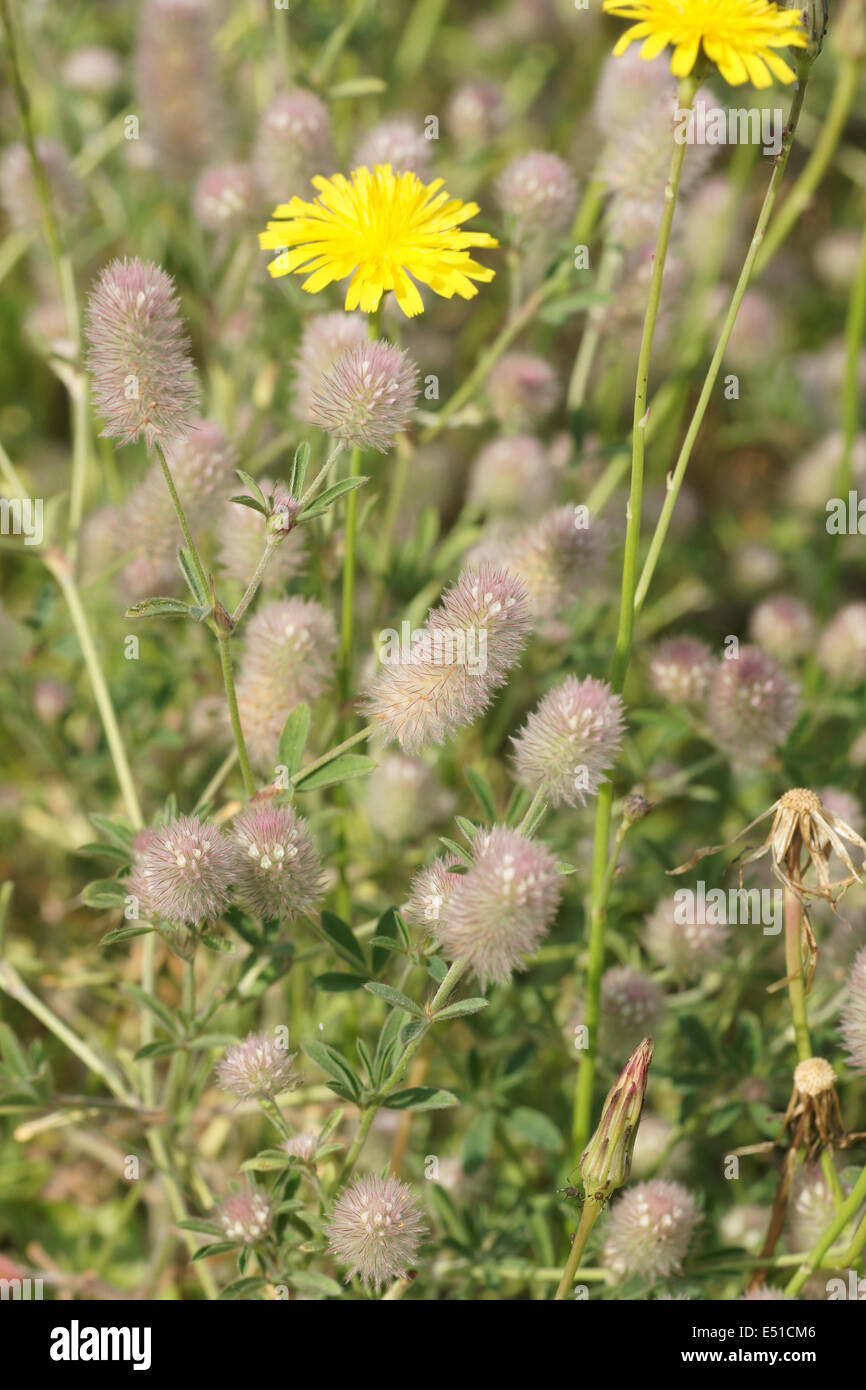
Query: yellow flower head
[
  {"left": 602, "top": 0, "right": 808, "bottom": 88},
  {"left": 258, "top": 164, "right": 498, "bottom": 318}
]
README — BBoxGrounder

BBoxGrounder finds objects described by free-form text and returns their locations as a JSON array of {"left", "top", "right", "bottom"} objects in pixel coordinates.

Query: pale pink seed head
[
  {"left": 511, "top": 675, "right": 625, "bottom": 808},
  {"left": 327, "top": 1174, "right": 426, "bottom": 1290},
  {"left": 309, "top": 341, "right": 419, "bottom": 454},
  {"left": 602, "top": 1179, "right": 699, "bottom": 1281},
  {"left": 229, "top": 803, "right": 324, "bottom": 921},
  {"left": 216, "top": 1031, "right": 300, "bottom": 1100}
]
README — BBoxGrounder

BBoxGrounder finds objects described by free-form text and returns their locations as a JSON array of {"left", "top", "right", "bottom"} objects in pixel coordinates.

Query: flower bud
[
  {"left": 578, "top": 1037, "right": 653, "bottom": 1202},
  {"left": 783, "top": 0, "right": 828, "bottom": 60}
]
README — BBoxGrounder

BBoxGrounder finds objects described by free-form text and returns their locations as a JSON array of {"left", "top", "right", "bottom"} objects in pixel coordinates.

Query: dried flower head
[
  {"left": 85, "top": 259, "right": 199, "bottom": 449},
  {"left": 431, "top": 827, "right": 561, "bottom": 987},
  {"left": 355, "top": 117, "right": 432, "bottom": 178},
  {"left": 309, "top": 341, "right": 419, "bottom": 453},
  {"left": 259, "top": 164, "right": 497, "bottom": 318},
  {"left": 135, "top": 0, "right": 217, "bottom": 177},
  {"left": 216, "top": 1031, "right": 300, "bottom": 1100},
  {"left": 467, "top": 435, "right": 557, "bottom": 517},
  {"left": 219, "top": 1189, "right": 272, "bottom": 1245},
  {"left": 485, "top": 353, "right": 559, "bottom": 430},
  {"left": 292, "top": 311, "right": 368, "bottom": 422},
  {"left": 706, "top": 646, "right": 799, "bottom": 763},
  {"left": 253, "top": 90, "right": 335, "bottom": 201},
  {"left": 602, "top": 1179, "right": 699, "bottom": 1281},
  {"left": 229, "top": 803, "right": 324, "bottom": 921},
  {"left": 840, "top": 946, "right": 866, "bottom": 1074},
  {"left": 512, "top": 675, "right": 625, "bottom": 809},
  {"left": 327, "top": 1174, "right": 426, "bottom": 1289},
  {"left": 236, "top": 598, "right": 337, "bottom": 772},
  {"left": 0, "top": 140, "right": 83, "bottom": 231},
  {"left": 128, "top": 814, "right": 233, "bottom": 927}
]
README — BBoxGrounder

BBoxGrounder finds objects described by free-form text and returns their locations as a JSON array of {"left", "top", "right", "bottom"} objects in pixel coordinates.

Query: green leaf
[
  {"left": 123, "top": 985, "right": 181, "bottom": 1038},
  {"left": 364, "top": 982, "right": 425, "bottom": 1018},
  {"left": 466, "top": 767, "right": 497, "bottom": 821},
  {"left": 177, "top": 547, "right": 209, "bottom": 606},
  {"left": 294, "top": 753, "right": 376, "bottom": 793},
  {"left": 90, "top": 814, "right": 134, "bottom": 849},
  {"left": 302, "top": 1041, "right": 362, "bottom": 1100},
  {"left": 328, "top": 75, "right": 387, "bottom": 99},
  {"left": 298, "top": 475, "right": 369, "bottom": 521},
  {"left": 289, "top": 440, "right": 310, "bottom": 497},
  {"left": 230, "top": 494, "right": 268, "bottom": 515},
  {"left": 504, "top": 1106, "right": 563, "bottom": 1153},
  {"left": 200, "top": 934, "right": 235, "bottom": 954},
  {"left": 75, "top": 841, "right": 131, "bottom": 864},
  {"left": 134, "top": 1040, "right": 180, "bottom": 1061},
  {"left": 383, "top": 1087, "right": 458, "bottom": 1111},
  {"left": 287, "top": 1269, "right": 343, "bottom": 1298},
  {"left": 100, "top": 925, "right": 153, "bottom": 946},
  {"left": 371, "top": 907, "right": 402, "bottom": 975},
  {"left": 0, "top": 1023, "right": 31, "bottom": 1078},
  {"left": 432, "top": 997, "right": 489, "bottom": 1021},
  {"left": 462, "top": 1111, "right": 495, "bottom": 1174},
  {"left": 176, "top": 1219, "right": 223, "bottom": 1237},
  {"left": 125, "top": 596, "right": 192, "bottom": 620},
  {"left": 318, "top": 910, "right": 367, "bottom": 971},
  {"left": 311, "top": 972, "right": 368, "bottom": 992},
  {"left": 241, "top": 1149, "right": 292, "bottom": 1172},
  {"left": 192, "top": 1241, "right": 237, "bottom": 1262},
  {"left": 438, "top": 837, "right": 473, "bottom": 866},
  {"left": 278, "top": 703, "right": 311, "bottom": 779},
  {"left": 81, "top": 879, "right": 128, "bottom": 909},
  {"left": 217, "top": 1277, "right": 268, "bottom": 1300},
  {"left": 235, "top": 469, "right": 268, "bottom": 512}
]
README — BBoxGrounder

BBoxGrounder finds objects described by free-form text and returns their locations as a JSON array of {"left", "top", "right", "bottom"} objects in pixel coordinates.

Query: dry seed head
[
  {"left": 778, "top": 788, "right": 822, "bottom": 817},
  {"left": 793, "top": 1057, "right": 836, "bottom": 1097}
]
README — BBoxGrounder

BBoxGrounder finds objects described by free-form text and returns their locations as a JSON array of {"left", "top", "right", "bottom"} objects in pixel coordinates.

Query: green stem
[
  {"left": 755, "top": 58, "right": 860, "bottom": 276},
  {"left": 340, "top": 445, "right": 363, "bottom": 696},
  {"left": 840, "top": 214, "right": 866, "bottom": 497},
  {"left": 231, "top": 539, "right": 278, "bottom": 627},
  {"left": 634, "top": 66, "right": 810, "bottom": 616},
  {"left": 217, "top": 632, "right": 255, "bottom": 797},
  {"left": 156, "top": 445, "right": 209, "bottom": 595},
  {"left": 785, "top": 1160, "right": 866, "bottom": 1297},
  {"left": 554, "top": 1201, "right": 602, "bottom": 1300},
  {"left": 567, "top": 242, "right": 622, "bottom": 411},
  {"left": 571, "top": 76, "right": 698, "bottom": 1157}
]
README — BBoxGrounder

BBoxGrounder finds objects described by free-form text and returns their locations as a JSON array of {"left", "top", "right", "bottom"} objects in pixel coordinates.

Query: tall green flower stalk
[{"left": 572, "top": 73, "right": 699, "bottom": 1153}]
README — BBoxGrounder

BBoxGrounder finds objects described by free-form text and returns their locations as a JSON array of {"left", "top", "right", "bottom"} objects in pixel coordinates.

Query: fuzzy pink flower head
[
  {"left": 355, "top": 117, "right": 432, "bottom": 178},
  {"left": 818, "top": 603, "right": 866, "bottom": 685},
  {"left": 327, "top": 1174, "right": 426, "bottom": 1290},
  {"left": 508, "top": 506, "right": 608, "bottom": 624},
  {"left": 512, "top": 675, "right": 625, "bottom": 809},
  {"left": 602, "top": 1179, "right": 699, "bottom": 1281},
  {"left": 404, "top": 855, "right": 463, "bottom": 931},
  {"left": 194, "top": 163, "right": 257, "bottom": 231},
  {"left": 236, "top": 597, "right": 337, "bottom": 772},
  {"left": 467, "top": 435, "right": 556, "bottom": 517},
  {"left": 216, "top": 1031, "right": 300, "bottom": 1100},
  {"left": 135, "top": 0, "right": 217, "bottom": 178},
  {"left": 309, "top": 341, "right": 419, "bottom": 453},
  {"left": 432, "top": 827, "right": 561, "bottom": 987},
  {"left": 644, "top": 895, "right": 727, "bottom": 983},
  {"left": 85, "top": 259, "right": 199, "bottom": 449},
  {"left": 436, "top": 562, "right": 533, "bottom": 682},
  {"left": 840, "top": 946, "right": 866, "bottom": 1075},
  {"left": 707, "top": 646, "right": 799, "bottom": 763},
  {"left": 292, "top": 311, "right": 368, "bottom": 422},
  {"left": 788, "top": 1163, "right": 846, "bottom": 1251},
  {"left": 601, "top": 966, "right": 665, "bottom": 1053},
  {"left": 219, "top": 1189, "right": 272, "bottom": 1245},
  {"left": 446, "top": 80, "right": 506, "bottom": 147},
  {"left": 229, "top": 803, "right": 324, "bottom": 922},
  {"left": 63, "top": 45, "right": 123, "bottom": 96},
  {"left": 495, "top": 150, "right": 577, "bottom": 244},
  {"left": 129, "top": 814, "right": 232, "bottom": 927},
  {"left": 283, "top": 1132, "right": 319, "bottom": 1162},
  {"left": 253, "top": 90, "right": 335, "bottom": 201},
  {"left": 364, "top": 564, "right": 532, "bottom": 752},
  {"left": 749, "top": 595, "right": 816, "bottom": 663},
  {"left": 484, "top": 352, "right": 560, "bottom": 431},
  {"left": 649, "top": 636, "right": 714, "bottom": 704}
]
